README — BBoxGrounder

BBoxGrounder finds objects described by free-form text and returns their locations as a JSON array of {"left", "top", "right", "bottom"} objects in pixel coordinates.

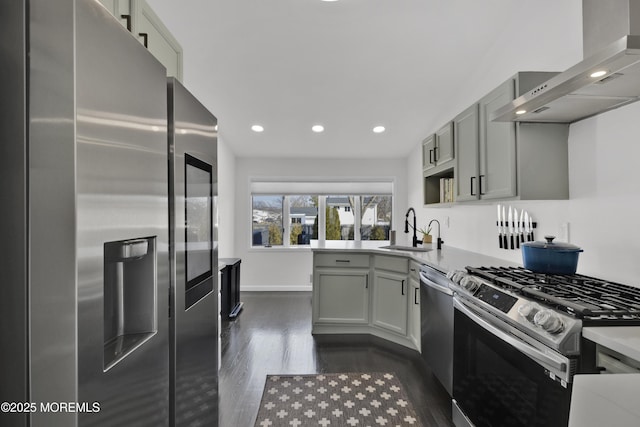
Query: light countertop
[
  {"left": 583, "top": 327, "right": 640, "bottom": 362},
  {"left": 569, "top": 373, "right": 640, "bottom": 427},
  {"left": 310, "top": 240, "right": 518, "bottom": 274}
]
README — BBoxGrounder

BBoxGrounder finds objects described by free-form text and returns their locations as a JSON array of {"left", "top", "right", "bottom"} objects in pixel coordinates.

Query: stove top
[{"left": 466, "top": 266, "right": 640, "bottom": 325}]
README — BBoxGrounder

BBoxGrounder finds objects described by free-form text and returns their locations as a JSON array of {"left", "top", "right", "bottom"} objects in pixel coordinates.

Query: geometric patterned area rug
[{"left": 253, "top": 372, "right": 420, "bottom": 426}]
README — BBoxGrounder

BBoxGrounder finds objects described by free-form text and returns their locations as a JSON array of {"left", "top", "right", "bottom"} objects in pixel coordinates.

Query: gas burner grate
[{"left": 466, "top": 266, "right": 640, "bottom": 321}]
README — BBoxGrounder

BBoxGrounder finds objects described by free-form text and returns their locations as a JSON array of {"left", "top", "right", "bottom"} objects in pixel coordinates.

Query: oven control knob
[
  {"left": 446, "top": 270, "right": 466, "bottom": 284},
  {"left": 460, "top": 276, "right": 480, "bottom": 294},
  {"left": 533, "top": 310, "right": 564, "bottom": 334},
  {"left": 517, "top": 303, "right": 539, "bottom": 323}
]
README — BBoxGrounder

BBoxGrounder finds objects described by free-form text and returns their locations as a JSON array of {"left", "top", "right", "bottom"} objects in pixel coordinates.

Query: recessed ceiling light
[
  {"left": 590, "top": 70, "right": 607, "bottom": 78},
  {"left": 251, "top": 124, "right": 264, "bottom": 133},
  {"left": 322, "top": 0, "right": 339, "bottom": 2},
  {"left": 311, "top": 125, "right": 324, "bottom": 133},
  {"left": 372, "top": 126, "right": 385, "bottom": 133},
  {"left": 515, "top": 110, "right": 527, "bottom": 115}
]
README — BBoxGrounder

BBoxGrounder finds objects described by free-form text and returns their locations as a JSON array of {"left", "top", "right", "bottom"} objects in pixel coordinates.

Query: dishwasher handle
[{"left": 419, "top": 271, "right": 454, "bottom": 296}]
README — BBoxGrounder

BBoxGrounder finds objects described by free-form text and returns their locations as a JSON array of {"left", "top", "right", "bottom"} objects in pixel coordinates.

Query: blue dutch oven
[{"left": 521, "top": 236, "right": 583, "bottom": 275}]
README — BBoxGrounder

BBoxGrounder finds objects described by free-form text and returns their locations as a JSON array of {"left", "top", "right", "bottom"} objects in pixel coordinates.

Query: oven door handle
[{"left": 454, "top": 298, "right": 567, "bottom": 373}]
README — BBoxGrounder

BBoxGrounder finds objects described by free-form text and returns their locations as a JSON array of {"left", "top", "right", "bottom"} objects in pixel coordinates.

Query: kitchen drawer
[
  {"left": 314, "top": 253, "right": 370, "bottom": 268},
  {"left": 374, "top": 255, "right": 409, "bottom": 274}
]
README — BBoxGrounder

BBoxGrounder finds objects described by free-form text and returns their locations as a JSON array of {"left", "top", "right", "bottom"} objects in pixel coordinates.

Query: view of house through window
[
  {"left": 289, "top": 195, "right": 317, "bottom": 245},
  {"left": 252, "top": 195, "right": 283, "bottom": 247},
  {"left": 252, "top": 193, "right": 392, "bottom": 247}
]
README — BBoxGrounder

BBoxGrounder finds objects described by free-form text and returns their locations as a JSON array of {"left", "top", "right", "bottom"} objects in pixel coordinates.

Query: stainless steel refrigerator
[
  {"left": 168, "top": 78, "right": 219, "bottom": 427},
  {"left": 1, "top": 1, "right": 216, "bottom": 426}
]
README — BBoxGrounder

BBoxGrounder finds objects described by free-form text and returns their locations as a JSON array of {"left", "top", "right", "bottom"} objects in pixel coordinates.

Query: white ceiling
[{"left": 148, "top": 0, "right": 583, "bottom": 159}]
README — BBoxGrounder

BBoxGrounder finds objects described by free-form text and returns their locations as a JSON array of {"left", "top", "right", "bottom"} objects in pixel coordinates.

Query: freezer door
[
  {"left": 168, "top": 78, "right": 219, "bottom": 426},
  {"left": 76, "top": 0, "right": 170, "bottom": 425}
]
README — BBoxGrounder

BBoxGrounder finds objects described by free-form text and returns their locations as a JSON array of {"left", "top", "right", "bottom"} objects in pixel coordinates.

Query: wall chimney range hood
[{"left": 492, "top": 0, "right": 640, "bottom": 123}]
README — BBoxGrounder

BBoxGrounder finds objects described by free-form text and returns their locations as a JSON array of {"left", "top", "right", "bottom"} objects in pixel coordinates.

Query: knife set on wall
[{"left": 496, "top": 204, "right": 537, "bottom": 250}]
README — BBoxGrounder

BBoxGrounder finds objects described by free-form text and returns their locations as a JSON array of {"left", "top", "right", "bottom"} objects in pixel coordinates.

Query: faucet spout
[
  {"left": 428, "top": 219, "right": 444, "bottom": 250},
  {"left": 405, "top": 207, "right": 420, "bottom": 247}
]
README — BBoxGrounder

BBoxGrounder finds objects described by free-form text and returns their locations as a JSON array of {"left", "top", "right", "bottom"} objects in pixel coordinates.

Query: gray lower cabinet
[
  {"left": 372, "top": 270, "right": 408, "bottom": 335},
  {"left": 455, "top": 72, "right": 569, "bottom": 201},
  {"left": 313, "top": 268, "right": 369, "bottom": 324},
  {"left": 408, "top": 265, "right": 421, "bottom": 350},
  {"left": 312, "top": 252, "right": 418, "bottom": 351}
]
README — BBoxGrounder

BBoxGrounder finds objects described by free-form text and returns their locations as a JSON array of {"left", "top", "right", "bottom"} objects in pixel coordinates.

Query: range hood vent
[{"left": 492, "top": 0, "right": 640, "bottom": 123}]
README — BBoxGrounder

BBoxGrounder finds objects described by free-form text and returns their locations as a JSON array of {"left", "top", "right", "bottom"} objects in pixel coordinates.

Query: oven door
[{"left": 453, "top": 298, "right": 572, "bottom": 427}]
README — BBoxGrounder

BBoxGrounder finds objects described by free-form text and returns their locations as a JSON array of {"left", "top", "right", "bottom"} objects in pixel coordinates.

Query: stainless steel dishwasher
[{"left": 420, "top": 264, "right": 454, "bottom": 396}]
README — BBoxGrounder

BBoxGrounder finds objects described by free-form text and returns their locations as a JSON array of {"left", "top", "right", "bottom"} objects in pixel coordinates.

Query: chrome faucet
[
  {"left": 405, "top": 207, "right": 421, "bottom": 247},
  {"left": 428, "top": 219, "right": 444, "bottom": 250}
]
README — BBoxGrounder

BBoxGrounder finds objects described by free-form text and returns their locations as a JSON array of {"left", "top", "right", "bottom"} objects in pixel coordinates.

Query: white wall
[
  {"left": 234, "top": 157, "right": 408, "bottom": 290},
  {"left": 217, "top": 136, "right": 236, "bottom": 259},
  {"left": 407, "top": 100, "right": 640, "bottom": 288}
]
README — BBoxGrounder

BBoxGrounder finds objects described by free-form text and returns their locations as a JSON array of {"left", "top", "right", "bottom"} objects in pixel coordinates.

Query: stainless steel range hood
[{"left": 492, "top": 0, "right": 640, "bottom": 123}]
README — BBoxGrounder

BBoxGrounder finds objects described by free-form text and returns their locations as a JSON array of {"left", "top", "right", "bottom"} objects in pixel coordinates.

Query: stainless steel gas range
[{"left": 449, "top": 266, "right": 640, "bottom": 427}]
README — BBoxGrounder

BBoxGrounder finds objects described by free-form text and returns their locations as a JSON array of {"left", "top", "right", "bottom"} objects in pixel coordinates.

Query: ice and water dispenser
[{"left": 103, "top": 236, "right": 157, "bottom": 371}]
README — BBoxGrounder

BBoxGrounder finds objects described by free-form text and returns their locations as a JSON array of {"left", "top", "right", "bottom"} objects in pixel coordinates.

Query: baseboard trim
[{"left": 242, "top": 285, "right": 312, "bottom": 292}]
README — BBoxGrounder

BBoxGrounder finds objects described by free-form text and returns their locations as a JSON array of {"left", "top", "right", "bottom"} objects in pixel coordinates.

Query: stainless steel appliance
[
  {"left": 450, "top": 266, "right": 640, "bottom": 427},
  {"left": 1, "top": 2, "right": 218, "bottom": 426},
  {"left": 419, "top": 265, "right": 454, "bottom": 396},
  {"left": 168, "top": 78, "right": 219, "bottom": 426}
]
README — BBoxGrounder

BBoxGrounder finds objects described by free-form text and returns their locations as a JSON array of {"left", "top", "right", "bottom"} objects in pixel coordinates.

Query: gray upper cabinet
[
  {"left": 422, "top": 134, "right": 436, "bottom": 171},
  {"left": 422, "top": 122, "right": 454, "bottom": 172},
  {"left": 479, "top": 79, "right": 517, "bottom": 200},
  {"left": 454, "top": 72, "right": 569, "bottom": 202},
  {"left": 134, "top": 0, "right": 184, "bottom": 81},
  {"left": 98, "top": 0, "right": 183, "bottom": 81},
  {"left": 454, "top": 104, "right": 479, "bottom": 201}
]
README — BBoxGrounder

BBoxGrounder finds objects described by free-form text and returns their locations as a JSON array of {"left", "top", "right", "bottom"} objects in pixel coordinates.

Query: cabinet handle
[
  {"left": 470, "top": 176, "right": 476, "bottom": 196},
  {"left": 335, "top": 259, "right": 351, "bottom": 263},
  {"left": 414, "top": 287, "right": 419, "bottom": 305},
  {"left": 121, "top": 14, "right": 132, "bottom": 32},
  {"left": 410, "top": 268, "right": 416, "bottom": 272},
  {"left": 365, "top": 275, "right": 369, "bottom": 289},
  {"left": 479, "top": 175, "right": 485, "bottom": 195},
  {"left": 401, "top": 280, "right": 405, "bottom": 295},
  {"left": 429, "top": 149, "right": 434, "bottom": 164},
  {"left": 139, "top": 32, "right": 149, "bottom": 48},
  {"left": 433, "top": 146, "right": 439, "bottom": 163}
]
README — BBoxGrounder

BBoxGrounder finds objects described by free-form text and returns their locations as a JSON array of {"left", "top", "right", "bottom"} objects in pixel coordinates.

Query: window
[
  {"left": 252, "top": 195, "right": 283, "bottom": 247},
  {"left": 250, "top": 180, "right": 393, "bottom": 248},
  {"left": 326, "top": 196, "right": 354, "bottom": 240},
  {"left": 360, "top": 195, "right": 391, "bottom": 240},
  {"left": 288, "top": 195, "right": 317, "bottom": 245}
]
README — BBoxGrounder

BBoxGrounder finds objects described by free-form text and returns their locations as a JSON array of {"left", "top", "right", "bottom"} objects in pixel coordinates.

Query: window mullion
[
  {"left": 283, "top": 196, "right": 290, "bottom": 247},
  {"left": 354, "top": 196, "right": 361, "bottom": 241},
  {"left": 318, "top": 196, "right": 326, "bottom": 241}
]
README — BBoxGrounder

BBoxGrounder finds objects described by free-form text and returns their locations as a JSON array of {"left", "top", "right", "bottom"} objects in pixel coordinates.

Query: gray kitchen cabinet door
[
  {"left": 454, "top": 104, "right": 479, "bottom": 201},
  {"left": 133, "top": 0, "right": 184, "bottom": 81},
  {"left": 97, "top": 0, "right": 133, "bottom": 29},
  {"left": 372, "top": 271, "right": 408, "bottom": 335},
  {"left": 313, "top": 269, "right": 369, "bottom": 325},
  {"left": 435, "top": 122, "right": 454, "bottom": 165},
  {"left": 479, "top": 79, "right": 517, "bottom": 199},
  {"left": 422, "top": 134, "right": 436, "bottom": 171},
  {"left": 408, "top": 276, "right": 421, "bottom": 350}
]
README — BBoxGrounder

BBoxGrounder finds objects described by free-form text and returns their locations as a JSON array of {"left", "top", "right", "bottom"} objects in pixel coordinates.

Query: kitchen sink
[{"left": 379, "top": 245, "right": 432, "bottom": 252}]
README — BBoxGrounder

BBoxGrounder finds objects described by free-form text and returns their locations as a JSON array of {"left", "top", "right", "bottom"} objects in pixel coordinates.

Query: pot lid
[{"left": 521, "top": 236, "right": 583, "bottom": 252}]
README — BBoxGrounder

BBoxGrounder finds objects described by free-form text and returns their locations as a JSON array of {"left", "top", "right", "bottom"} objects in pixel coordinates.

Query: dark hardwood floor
[{"left": 219, "top": 291, "right": 454, "bottom": 427}]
